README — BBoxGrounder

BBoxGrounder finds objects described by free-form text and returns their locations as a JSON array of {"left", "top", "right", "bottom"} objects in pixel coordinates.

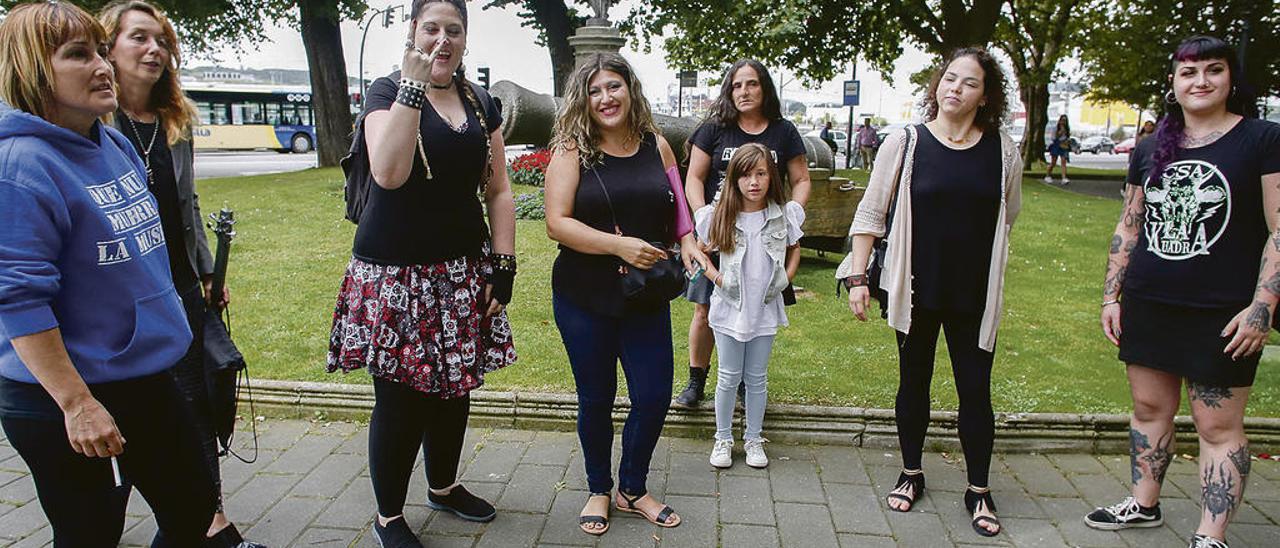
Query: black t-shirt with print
[
  {"left": 353, "top": 72, "right": 503, "bottom": 266},
  {"left": 1125, "top": 118, "right": 1280, "bottom": 307},
  {"left": 688, "top": 119, "right": 806, "bottom": 203}
]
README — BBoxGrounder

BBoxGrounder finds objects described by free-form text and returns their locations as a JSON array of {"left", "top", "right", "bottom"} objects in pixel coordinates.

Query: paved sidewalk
[{"left": 1, "top": 418, "right": 1278, "bottom": 547}]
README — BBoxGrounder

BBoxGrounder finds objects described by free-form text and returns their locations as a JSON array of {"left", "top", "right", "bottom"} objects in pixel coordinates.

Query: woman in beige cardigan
[{"left": 838, "top": 47, "right": 1023, "bottom": 538}]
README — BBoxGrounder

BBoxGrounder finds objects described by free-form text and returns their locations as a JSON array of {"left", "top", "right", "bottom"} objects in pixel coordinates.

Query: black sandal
[
  {"left": 965, "top": 488, "right": 1001, "bottom": 537},
  {"left": 885, "top": 470, "right": 925, "bottom": 512},
  {"left": 578, "top": 492, "right": 610, "bottom": 536},
  {"left": 615, "top": 490, "right": 681, "bottom": 528}
]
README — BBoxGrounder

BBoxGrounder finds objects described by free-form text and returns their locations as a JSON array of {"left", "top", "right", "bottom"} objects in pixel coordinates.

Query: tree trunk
[
  {"left": 298, "top": 0, "right": 353, "bottom": 167},
  {"left": 1020, "top": 82, "right": 1050, "bottom": 170},
  {"left": 530, "top": 0, "right": 577, "bottom": 96}
]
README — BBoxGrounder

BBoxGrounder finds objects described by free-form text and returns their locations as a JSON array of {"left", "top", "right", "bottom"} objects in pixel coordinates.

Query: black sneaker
[
  {"left": 205, "top": 523, "right": 267, "bottom": 548},
  {"left": 427, "top": 484, "right": 496, "bottom": 522},
  {"left": 1190, "top": 534, "right": 1229, "bottom": 548},
  {"left": 372, "top": 516, "right": 424, "bottom": 548},
  {"left": 1084, "top": 496, "right": 1162, "bottom": 530}
]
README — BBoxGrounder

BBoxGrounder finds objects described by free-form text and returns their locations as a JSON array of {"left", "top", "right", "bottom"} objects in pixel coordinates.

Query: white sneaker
[
  {"left": 1043, "top": 175, "right": 1053, "bottom": 184},
  {"left": 744, "top": 438, "right": 769, "bottom": 468},
  {"left": 1062, "top": 177, "right": 1070, "bottom": 185},
  {"left": 710, "top": 439, "right": 733, "bottom": 468}
]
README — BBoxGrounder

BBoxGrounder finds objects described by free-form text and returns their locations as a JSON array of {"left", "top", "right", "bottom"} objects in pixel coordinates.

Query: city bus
[{"left": 183, "top": 81, "right": 322, "bottom": 153}]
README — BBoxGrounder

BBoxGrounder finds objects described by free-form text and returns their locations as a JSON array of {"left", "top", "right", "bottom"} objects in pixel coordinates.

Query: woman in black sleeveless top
[{"left": 545, "top": 53, "right": 707, "bottom": 536}]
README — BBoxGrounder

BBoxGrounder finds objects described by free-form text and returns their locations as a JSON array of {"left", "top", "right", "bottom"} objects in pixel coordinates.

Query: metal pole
[
  {"left": 358, "top": 8, "right": 385, "bottom": 109},
  {"left": 678, "top": 80, "right": 684, "bottom": 118},
  {"left": 845, "top": 59, "right": 856, "bottom": 169}
]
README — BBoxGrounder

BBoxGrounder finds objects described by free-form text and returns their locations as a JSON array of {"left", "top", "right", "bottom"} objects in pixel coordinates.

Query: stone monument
[{"left": 566, "top": 0, "right": 626, "bottom": 67}]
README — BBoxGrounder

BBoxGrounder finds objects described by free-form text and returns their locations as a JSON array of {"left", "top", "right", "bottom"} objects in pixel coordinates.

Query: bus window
[
  {"left": 197, "top": 102, "right": 213, "bottom": 125},
  {"left": 231, "top": 103, "right": 263, "bottom": 125},
  {"left": 265, "top": 103, "right": 281, "bottom": 126}
]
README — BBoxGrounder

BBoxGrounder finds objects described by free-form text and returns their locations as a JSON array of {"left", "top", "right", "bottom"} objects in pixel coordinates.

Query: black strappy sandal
[
  {"left": 579, "top": 492, "right": 610, "bottom": 536},
  {"left": 615, "top": 490, "right": 681, "bottom": 528},
  {"left": 885, "top": 470, "right": 925, "bottom": 512},
  {"left": 965, "top": 488, "right": 1001, "bottom": 537}
]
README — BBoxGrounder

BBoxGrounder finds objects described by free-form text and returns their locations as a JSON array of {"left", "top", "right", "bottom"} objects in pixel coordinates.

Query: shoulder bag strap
[
  {"left": 882, "top": 127, "right": 914, "bottom": 239},
  {"left": 589, "top": 167, "right": 623, "bottom": 237}
]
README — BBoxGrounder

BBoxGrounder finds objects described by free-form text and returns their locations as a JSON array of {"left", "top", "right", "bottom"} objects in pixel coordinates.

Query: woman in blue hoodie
[{"left": 0, "top": 2, "right": 216, "bottom": 545}]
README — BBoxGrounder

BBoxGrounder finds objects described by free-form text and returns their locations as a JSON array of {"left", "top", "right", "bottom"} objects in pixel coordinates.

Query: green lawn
[{"left": 199, "top": 168, "right": 1280, "bottom": 416}]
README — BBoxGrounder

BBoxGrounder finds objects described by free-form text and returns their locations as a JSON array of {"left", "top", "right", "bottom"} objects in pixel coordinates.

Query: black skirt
[{"left": 1118, "top": 295, "right": 1260, "bottom": 387}]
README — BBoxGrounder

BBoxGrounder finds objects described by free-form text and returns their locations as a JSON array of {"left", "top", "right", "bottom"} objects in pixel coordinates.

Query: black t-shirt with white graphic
[
  {"left": 689, "top": 119, "right": 806, "bottom": 203},
  {"left": 1125, "top": 117, "right": 1280, "bottom": 307}
]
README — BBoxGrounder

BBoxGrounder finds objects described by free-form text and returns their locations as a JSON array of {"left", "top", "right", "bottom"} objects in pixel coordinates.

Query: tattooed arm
[
  {"left": 1101, "top": 184, "right": 1146, "bottom": 346},
  {"left": 1224, "top": 172, "right": 1280, "bottom": 359}
]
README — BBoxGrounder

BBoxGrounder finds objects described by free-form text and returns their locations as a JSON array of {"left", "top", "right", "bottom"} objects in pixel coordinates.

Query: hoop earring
[{"left": 1164, "top": 90, "right": 1177, "bottom": 104}]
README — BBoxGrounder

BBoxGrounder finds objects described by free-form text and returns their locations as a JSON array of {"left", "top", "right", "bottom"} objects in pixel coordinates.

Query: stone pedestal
[{"left": 567, "top": 25, "right": 626, "bottom": 67}]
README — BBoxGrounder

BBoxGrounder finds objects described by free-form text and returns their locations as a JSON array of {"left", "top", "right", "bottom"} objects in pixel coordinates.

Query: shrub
[
  {"left": 508, "top": 149, "right": 551, "bottom": 187},
  {"left": 514, "top": 189, "right": 545, "bottom": 220}
]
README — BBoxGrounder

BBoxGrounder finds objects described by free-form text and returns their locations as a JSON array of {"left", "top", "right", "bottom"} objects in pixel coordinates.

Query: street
[
  {"left": 194, "top": 151, "right": 318, "bottom": 180},
  {"left": 1068, "top": 151, "right": 1129, "bottom": 171}
]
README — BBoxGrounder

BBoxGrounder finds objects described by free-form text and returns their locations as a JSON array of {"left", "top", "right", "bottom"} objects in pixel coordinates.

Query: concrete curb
[{"left": 242, "top": 379, "right": 1280, "bottom": 453}]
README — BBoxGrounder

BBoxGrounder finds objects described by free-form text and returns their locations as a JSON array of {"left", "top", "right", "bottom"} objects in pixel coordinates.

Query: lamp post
[{"left": 359, "top": 4, "right": 405, "bottom": 108}]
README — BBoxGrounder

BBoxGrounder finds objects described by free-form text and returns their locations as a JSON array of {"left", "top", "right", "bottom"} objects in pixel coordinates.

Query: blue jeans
[
  {"left": 712, "top": 332, "right": 774, "bottom": 441},
  {"left": 553, "top": 294, "right": 673, "bottom": 495}
]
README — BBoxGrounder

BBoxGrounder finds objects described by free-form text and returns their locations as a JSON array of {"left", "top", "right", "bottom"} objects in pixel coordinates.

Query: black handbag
[
  {"left": 867, "top": 127, "right": 913, "bottom": 318},
  {"left": 588, "top": 166, "right": 686, "bottom": 305}
]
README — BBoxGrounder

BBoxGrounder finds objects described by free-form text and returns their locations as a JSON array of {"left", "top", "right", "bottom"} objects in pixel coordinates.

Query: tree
[
  {"left": 624, "top": 0, "right": 1006, "bottom": 86},
  {"left": 1078, "top": 0, "right": 1280, "bottom": 115},
  {"left": 483, "top": 0, "right": 587, "bottom": 96},
  {"left": 995, "top": 0, "right": 1087, "bottom": 167},
  {"left": 294, "top": 0, "right": 360, "bottom": 167}
]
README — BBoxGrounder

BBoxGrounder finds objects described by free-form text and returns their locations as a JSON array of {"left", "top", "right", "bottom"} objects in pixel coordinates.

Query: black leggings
[
  {"left": 0, "top": 373, "right": 217, "bottom": 547},
  {"left": 895, "top": 308, "right": 995, "bottom": 488},
  {"left": 369, "top": 377, "right": 470, "bottom": 518}
]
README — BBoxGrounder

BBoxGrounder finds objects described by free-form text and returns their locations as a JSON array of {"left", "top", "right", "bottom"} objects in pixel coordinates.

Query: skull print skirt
[{"left": 327, "top": 252, "right": 517, "bottom": 398}]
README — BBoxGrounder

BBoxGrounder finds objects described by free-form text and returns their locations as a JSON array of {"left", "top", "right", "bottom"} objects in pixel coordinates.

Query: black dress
[{"left": 1118, "top": 118, "right": 1280, "bottom": 386}]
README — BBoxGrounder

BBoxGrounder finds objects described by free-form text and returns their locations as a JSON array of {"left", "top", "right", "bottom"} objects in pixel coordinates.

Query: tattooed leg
[
  {"left": 1189, "top": 384, "right": 1251, "bottom": 539},
  {"left": 1126, "top": 365, "right": 1182, "bottom": 506}
]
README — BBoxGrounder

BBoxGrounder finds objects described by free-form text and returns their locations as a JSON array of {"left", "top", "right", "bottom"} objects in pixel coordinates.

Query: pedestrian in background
[
  {"left": 1087, "top": 36, "right": 1280, "bottom": 548},
  {"left": 1045, "top": 114, "right": 1072, "bottom": 184},
  {"left": 545, "top": 52, "right": 706, "bottom": 536},
  {"left": 1136, "top": 119, "right": 1157, "bottom": 144},
  {"left": 325, "top": 1, "right": 517, "bottom": 545},
  {"left": 855, "top": 117, "right": 879, "bottom": 170},
  {"left": 0, "top": 2, "right": 217, "bottom": 544},
  {"left": 840, "top": 46, "right": 1023, "bottom": 538},
  {"left": 675, "top": 59, "right": 810, "bottom": 409}
]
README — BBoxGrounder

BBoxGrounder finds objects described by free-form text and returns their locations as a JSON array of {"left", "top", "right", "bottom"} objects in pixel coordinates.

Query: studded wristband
[
  {"left": 490, "top": 253, "right": 517, "bottom": 274},
  {"left": 395, "top": 85, "right": 425, "bottom": 110}
]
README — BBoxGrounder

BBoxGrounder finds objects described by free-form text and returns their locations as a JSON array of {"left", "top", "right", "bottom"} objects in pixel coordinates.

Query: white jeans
[{"left": 712, "top": 332, "right": 774, "bottom": 441}]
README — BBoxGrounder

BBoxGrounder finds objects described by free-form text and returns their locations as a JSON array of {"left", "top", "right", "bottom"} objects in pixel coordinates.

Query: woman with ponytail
[
  {"left": 1087, "top": 36, "right": 1280, "bottom": 548},
  {"left": 325, "top": 1, "right": 517, "bottom": 545}
]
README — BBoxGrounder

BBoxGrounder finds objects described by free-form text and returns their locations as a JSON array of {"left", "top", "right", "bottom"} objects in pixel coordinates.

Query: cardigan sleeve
[
  {"left": 849, "top": 129, "right": 907, "bottom": 237},
  {"left": 1004, "top": 135, "right": 1024, "bottom": 226}
]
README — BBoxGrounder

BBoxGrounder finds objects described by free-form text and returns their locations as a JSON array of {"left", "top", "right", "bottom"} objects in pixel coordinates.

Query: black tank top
[{"left": 552, "top": 132, "right": 675, "bottom": 317}]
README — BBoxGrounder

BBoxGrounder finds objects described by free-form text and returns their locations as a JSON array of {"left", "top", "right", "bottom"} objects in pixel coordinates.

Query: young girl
[{"left": 697, "top": 143, "right": 803, "bottom": 468}]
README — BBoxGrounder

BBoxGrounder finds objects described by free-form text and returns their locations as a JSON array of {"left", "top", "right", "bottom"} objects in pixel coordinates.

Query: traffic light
[
  {"left": 383, "top": 8, "right": 395, "bottom": 27},
  {"left": 478, "top": 67, "right": 491, "bottom": 89}
]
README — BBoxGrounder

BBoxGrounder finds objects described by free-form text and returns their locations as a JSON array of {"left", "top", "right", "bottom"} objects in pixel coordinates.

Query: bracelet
[
  {"left": 843, "top": 273, "right": 868, "bottom": 289},
  {"left": 399, "top": 77, "right": 428, "bottom": 91},
  {"left": 395, "top": 85, "right": 425, "bottom": 110},
  {"left": 490, "top": 253, "right": 517, "bottom": 273},
  {"left": 1101, "top": 299, "right": 1120, "bottom": 307}
]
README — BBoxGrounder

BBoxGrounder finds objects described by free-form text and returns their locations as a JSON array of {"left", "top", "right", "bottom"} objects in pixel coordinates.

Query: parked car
[
  {"left": 876, "top": 123, "right": 910, "bottom": 148},
  {"left": 804, "top": 128, "right": 848, "bottom": 155},
  {"left": 1114, "top": 137, "right": 1136, "bottom": 154},
  {"left": 1079, "top": 135, "right": 1115, "bottom": 154}
]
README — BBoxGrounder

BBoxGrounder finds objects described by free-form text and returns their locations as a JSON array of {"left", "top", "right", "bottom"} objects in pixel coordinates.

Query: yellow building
[{"left": 1080, "top": 100, "right": 1143, "bottom": 129}]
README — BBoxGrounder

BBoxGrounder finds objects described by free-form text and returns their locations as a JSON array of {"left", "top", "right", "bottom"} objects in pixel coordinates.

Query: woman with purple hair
[{"left": 1087, "top": 36, "right": 1280, "bottom": 548}]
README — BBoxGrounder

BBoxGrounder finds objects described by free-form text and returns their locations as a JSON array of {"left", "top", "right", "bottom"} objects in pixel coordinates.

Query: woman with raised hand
[
  {"left": 98, "top": 2, "right": 261, "bottom": 546},
  {"left": 839, "top": 47, "right": 1022, "bottom": 538},
  {"left": 326, "top": 1, "right": 517, "bottom": 546},
  {"left": 545, "top": 52, "right": 707, "bottom": 536},
  {"left": 674, "top": 59, "right": 810, "bottom": 409},
  {"left": 0, "top": 2, "right": 217, "bottom": 544},
  {"left": 1086, "top": 36, "right": 1280, "bottom": 548}
]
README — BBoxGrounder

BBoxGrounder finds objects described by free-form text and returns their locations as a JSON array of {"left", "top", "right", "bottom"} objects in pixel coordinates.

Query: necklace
[
  {"left": 945, "top": 129, "right": 974, "bottom": 144},
  {"left": 123, "top": 112, "right": 159, "bottom": 185},
  {"left": 430, "top": 80, "right": 454, "bottom": 90}
]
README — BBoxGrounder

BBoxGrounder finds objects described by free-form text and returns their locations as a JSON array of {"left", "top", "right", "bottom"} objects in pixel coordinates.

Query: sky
[{"left": 200, "top": 0, "right": 937, "bottom": 122}]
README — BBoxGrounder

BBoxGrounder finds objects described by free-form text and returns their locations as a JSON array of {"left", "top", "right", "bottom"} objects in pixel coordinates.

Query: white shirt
[{"left": 695, "top": 201, "right": 804, "bottom": 342}]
